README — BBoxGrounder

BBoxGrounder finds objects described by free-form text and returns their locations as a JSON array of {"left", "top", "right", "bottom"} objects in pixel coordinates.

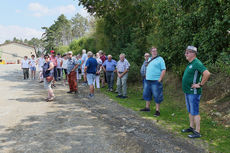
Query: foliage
[
  {"left": 56, "top": 45, "right": 69, "bottom": 55},
  {"left": 42, "top": 14, "right": 90, "bottom": 52},
  {"left": 78, "top": 0, "right": 230, "bottom": 75},
  {"left": 69, "top": 37, "right": 96, "bottom": 55}
]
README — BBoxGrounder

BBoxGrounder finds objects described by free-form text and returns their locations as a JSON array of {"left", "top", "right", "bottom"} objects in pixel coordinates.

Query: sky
[{"left": 0, "top": 0, "right": 89, "bottom": 43}]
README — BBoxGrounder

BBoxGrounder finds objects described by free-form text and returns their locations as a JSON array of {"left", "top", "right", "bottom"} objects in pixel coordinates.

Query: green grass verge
[{"left": 101, "top": 84, "right": 230, "bottom": 153}]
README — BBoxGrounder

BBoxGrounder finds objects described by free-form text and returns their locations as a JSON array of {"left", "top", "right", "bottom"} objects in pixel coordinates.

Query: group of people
[
  {"left": 20, "top": 45, "right": 210, "bottom": 139},
  {"left": 139, "top": 46, "right": 210, "bottom": 139}
]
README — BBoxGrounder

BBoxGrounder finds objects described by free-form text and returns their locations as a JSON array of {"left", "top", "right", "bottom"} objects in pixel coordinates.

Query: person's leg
[
  {"left": 34, "top": 68, "right": 36, "bottom": 79},
  {"left": 121, "top": 73, "right": 128, "bottom": 96},
  {"left": 152, "top": 81, "right": 163, "bottom": 112},
  {"left": 54, "top": 66, "right": 58, "bottom": 81},
  {"left": 68, "top": 73, "right": 73, "bottom": 91},
  {"left": 194, "top": 115, "right": 201, "bottom": 133},
  {"left": 106, "top": 72, "right": 111, "bottom": 89},
  {"left": 96, "top": 75, "right": 100, "bottom": 88},
  {"left": 26, "top": 68, "right": 29, "bottom": 79},
  {"left": 23, "top": 68, "right": 26, "bottom": 79},
  {"left": 90, "top": 85, "right": 94, "bottom": 95},
  {"left": 110, "top": 72, "right": 114, "bottom": 90},
  {"left": 116, "top": 76, "right": 122, "bottom": 96},
  {"left": 189, "top": 113, "right": 195, "bottom": 128},
  {"left": 140, "top": 80, "right": 152, "bottom": 111},
  {"left": 72, "top": 71, "right": 77, "bottom": 91}
]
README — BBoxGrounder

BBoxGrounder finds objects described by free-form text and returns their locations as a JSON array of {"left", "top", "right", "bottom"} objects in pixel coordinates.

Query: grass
[{"left": 101, "top": 83, "right": 230, "bottom": 153}]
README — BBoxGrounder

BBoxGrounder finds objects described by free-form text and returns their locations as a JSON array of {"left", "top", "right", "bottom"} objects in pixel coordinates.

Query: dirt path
[{"left": 0, "top": 65, "right": 207, "bottom": 153}]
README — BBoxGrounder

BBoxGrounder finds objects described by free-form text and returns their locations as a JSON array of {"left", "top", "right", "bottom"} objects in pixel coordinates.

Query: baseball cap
[
  {"left": 50, "top": 50, "right": 55, "bottom": 53},
  {"left": 186, "top": 46, "right": 197, "bottom": 53}
]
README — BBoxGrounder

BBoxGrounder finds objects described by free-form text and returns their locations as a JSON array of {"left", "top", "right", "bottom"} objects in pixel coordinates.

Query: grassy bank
[{"left": 101, "top": 82, "right": 230, "bottom": 153}]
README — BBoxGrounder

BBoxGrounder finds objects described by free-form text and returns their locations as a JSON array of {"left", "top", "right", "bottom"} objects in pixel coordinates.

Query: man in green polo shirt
[{"left": 182, "top": 46, "right": 210, "bottom": 138}]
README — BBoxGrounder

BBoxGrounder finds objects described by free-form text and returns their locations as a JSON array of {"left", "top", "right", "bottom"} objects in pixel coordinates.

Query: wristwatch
[{"left": 199, "top": 83, "right": 203, "bottom": 87}]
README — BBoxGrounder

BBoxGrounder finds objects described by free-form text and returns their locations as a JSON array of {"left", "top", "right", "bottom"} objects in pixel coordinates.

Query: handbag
[{"left": 46, "top": 76, "right": 53, "bottom": 82}]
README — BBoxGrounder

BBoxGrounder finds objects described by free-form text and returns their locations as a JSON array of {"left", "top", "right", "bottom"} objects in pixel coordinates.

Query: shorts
[
  {"left": 44, "top": 78, "right": 52, "bottom": 90},
  {"left": 87, "top": 73, "right": 96, "bottom": 85},
  {"left": 143, "top": 80, "right": 163, "bottom": 104},
  {"left": 30, "top": 66, "right": 36, "bottom": 71},
  {"left": 185, "top": 94, "right": 201, "bottom": 116}
]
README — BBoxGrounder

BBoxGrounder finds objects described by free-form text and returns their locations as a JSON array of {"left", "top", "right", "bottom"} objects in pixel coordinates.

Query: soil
[{"left": 0, "top": 65, "right": 208, "bottom": 153}]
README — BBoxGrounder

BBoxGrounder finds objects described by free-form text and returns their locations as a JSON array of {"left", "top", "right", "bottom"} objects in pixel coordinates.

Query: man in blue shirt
[
  {"left": 102, "top": 55, "right": 117, "bottom": 91},
  {"left": 140, "top": 47, "right": 166, "bottom": 117},
  {"left": 85, "top": 51, "right": 98, "bottom": 98}
]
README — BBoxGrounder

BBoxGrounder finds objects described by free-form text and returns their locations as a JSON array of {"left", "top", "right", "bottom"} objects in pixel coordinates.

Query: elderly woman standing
[{"left": 43, "top": 55, "right": 55, "bottom": 102}]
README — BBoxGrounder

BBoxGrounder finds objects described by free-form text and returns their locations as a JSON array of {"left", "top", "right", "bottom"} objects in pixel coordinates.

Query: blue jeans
[
  {"left": 143, "top": 80, "right": 163, "bottom": 103},
  {"left": 106, "top": 71, "right": 114, "bottom": 89},
  {"left": 185, "top": 94, "right": 201, "bottom": 116}
]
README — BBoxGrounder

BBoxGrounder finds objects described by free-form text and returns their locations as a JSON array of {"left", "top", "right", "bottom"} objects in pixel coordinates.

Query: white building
[{"left": 0, "top": 42, "right": 36, "bottom": 64}]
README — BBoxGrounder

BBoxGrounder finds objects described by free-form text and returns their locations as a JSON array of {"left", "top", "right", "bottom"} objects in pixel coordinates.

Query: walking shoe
[
  {"left": 109, "top": 88, "right": 113, "bottom": 92},
  {"left": 154, "top": 111, "right": 160, "bottom": 117},
  {"left": 107, "top": 88, "right": 110, "bottom": 91},
  {"left": 140, "top": 108, "right": 150, "bottom": 112},
  {"left": 87, "top": 94, "right": 94, "bottom": 99},
  {"left": 67, "top": 91, "right": 73, "bottom": 94},
  {"left": 188, "top": 131, "right": 201, "bottom": 138},
  {"left": 116, "top": 95, "right": 122, "bottom": 98},
  {"left": 39, "top": 81, "right": 44, "bottom": 83},
  {"left": 120, "top": 96, "right": 128, "bottom": 99},
  {"left": 181, "top": 127, "right": 194, "bottom": 133}
]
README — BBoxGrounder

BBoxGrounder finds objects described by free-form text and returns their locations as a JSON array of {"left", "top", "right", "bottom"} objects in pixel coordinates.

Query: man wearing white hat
[
  {"left": 181, "top": 46, "right": 210, "bottom": 138},
  {"left": 67, "top": 51, "right": 79, "bottom": 94}
]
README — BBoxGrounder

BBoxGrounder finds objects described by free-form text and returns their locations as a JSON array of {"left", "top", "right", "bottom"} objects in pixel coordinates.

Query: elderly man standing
[
  {"left": 140, "top": 47, "right": 166, "bottom": 117},
  {"left": 116, "top": 53, "right": 130, "bottom": 99},
  {"left": 67, "top": 51, "right": 79, "bottom": 94},
  {"left": 181, "top": 46, "right": 210, "bottom": 138},
  {"left": 102, "top": 55, "right": 117, "bottom": 91},
  {"left": 84, "top": 51, "right": 98, "bottom": 98},
  {"left": 81, "top": 49, "right": 88, "bottom": 85},
  {"left": 140, "top": 53, "right": 150, "bottom": 88}
]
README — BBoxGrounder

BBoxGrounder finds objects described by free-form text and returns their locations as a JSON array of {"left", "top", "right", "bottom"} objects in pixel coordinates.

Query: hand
[
  {"left": 158, "top": 79, "right": 162, "bottom": 83},
  {"left": 191, "top": 83, "right": 201, "bottom": 88}
]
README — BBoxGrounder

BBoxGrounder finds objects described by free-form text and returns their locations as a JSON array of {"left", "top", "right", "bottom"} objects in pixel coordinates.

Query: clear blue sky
[{"left": 0, "top": 0, "right": 89, "bottom": 43}]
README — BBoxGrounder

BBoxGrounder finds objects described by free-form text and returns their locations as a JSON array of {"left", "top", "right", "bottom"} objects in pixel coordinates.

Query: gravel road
[{"left": 0, "top": 65, "right": 208, "bottom": 153}]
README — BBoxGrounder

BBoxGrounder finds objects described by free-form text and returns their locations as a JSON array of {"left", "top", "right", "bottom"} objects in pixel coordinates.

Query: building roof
[{"left": 0, "top": 42, "right": 35, "bottom": 49}]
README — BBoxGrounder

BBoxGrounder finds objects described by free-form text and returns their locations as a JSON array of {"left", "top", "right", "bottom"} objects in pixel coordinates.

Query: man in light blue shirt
[
  {"left": 140, "top": 47, "right": 166, "bottom": 117},
  {"left": 102, "top": 55, "right": 117, "bottom": 91}
]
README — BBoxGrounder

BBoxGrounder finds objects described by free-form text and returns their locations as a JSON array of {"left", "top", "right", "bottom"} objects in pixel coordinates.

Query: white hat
[
  {"left": 186, "top": 46, "right": 197, "bottom": 53},
  {"left": 68, "top": 51, "right": 73, "bottom": 54}
]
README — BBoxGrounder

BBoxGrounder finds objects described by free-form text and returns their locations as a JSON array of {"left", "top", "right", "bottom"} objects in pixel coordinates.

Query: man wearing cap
[
  {"left": 181, "top": 46, "right": 210, "bottom": 138},
  {"left": 140, "top": 47, "right": 166, "bottom": 117},
  {"left": 67, "top": 51, "right": 79, "bottom": 94}
]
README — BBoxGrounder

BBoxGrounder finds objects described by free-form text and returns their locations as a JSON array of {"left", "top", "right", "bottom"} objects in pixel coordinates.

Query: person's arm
[
  {"left": 60, "top": 59, "right": 63, "bottom": 67},
  {"left": 158, "top": 70, "right": 166, "bottom": 82},
  {"left": 192, "top": 70, "right": 211, "bottom": 88},
  {"left": 120, "top": 69, "right": 128, "bottom": 78},
  {"left": 48, "top": 62, "right": 54, "bottom": 71}
]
